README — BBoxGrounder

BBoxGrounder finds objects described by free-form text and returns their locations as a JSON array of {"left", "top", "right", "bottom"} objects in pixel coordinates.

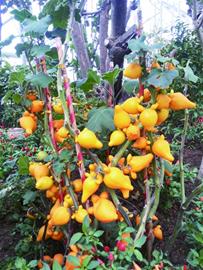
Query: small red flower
[
  {"left": 108, "top": 252, "right": 114, "bottom": 261},
  {"left": 116, "top": 240, "right": 126, "bottom": 251}
]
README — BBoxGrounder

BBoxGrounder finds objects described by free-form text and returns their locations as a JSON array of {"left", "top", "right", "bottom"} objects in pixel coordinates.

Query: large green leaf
[
  {"left": 42, "top": 0, "right": 70, "bottom": 29},
  {"left": 69, "top": 232, "right": 83, "bottom": 245},
  {"left": 11, "top": 9, "right": 33, "bottom": 22},
  {"left": 15, "top": 42, "right": 30, "bottom": 57},
  {"left": 102, "top": 67, "right": 120, "bottom": 85},
  {"left": 128, "top": 36, "right": 149, "bottom": 52},
  {"left": 77, "top": 70, "right": 100, "bottom": 92},
  {"left": 123, "top": 79, "right": 139, "bottom": 94},
  {"left": 86, "top": 107, "right": 115, "bottom": 133},
  {"left": 23, "top": 15, "right": 51, "bottom": 35},
  {"left": 146, "top": 69, "right": 179, "bottom": 88},
  {"left": 26, "top": 72, "right": 53, "bottom": 88},
  {"left": 31, "top": 45, "right": 51, "bottom": 57},
  {"left": 9, "top": 70, "right": 25, "bottom": 85}
]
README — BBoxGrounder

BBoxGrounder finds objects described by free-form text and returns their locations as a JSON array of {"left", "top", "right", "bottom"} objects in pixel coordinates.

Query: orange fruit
[
  {"left": 26, "top": 92, "right": 37, "bottom": 101},
  {"left": 31, "top": 100, "right": 44, "bottom": 113},
  {"left": 72, "top": 179, "right": 83, "bottom": 193},
  {"left": 53, "top": 119, "right": 64, "bottom": 129},
  {"left": 50, "top": 206, "right": 70, "bottom": 226},
  {"left": 53, "top": 253, "right": 64, "bottom": 265},
  {"left": 153, "top": 225, "right": 163, "bottom": 240},
  {"left": 124, "top": 63, "right": 142, "bottom": 79},
  {"left": 33, "top": 164, "right": 50, "bottom": 180}
]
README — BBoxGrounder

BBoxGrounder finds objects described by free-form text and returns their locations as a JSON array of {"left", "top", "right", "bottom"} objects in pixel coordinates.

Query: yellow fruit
[
  {"left": 114, "top": 105, "right": 131, "bottom": 129},
  {"left": 57, "top": 127, "right": 69, "bottom": 138},
  {"left": 123, "top": 63, "right": 142, "bottom": 79},
  {"left": 125, "top": 124, "right": 140, "bottom": 141},
  {"left": 157, "top": 109, "right": 169, "bottom": 125},
  {"left": 153, "top": 225, "right": 163, "bottom": 240},
  {"left": 77, "top": 128, "right": 103, "bottom": 149},
  {"left": 50, "top": 206, "right": 70, "bottom": 226},
  {"left": 121, "top": 97, "right": 141, "bottom": 114},
  {"left": 132, "top": 137, "right": 147, "bottom": 149},
  {"left": 103, "top": 167, "right": 133, "bottom": 191},
  {"left": 36, "top": 176, "right": 54, "bottom": 190},
  {"left": 72, "top": 179, "right": 83, "bottom": 193},
  {"left": 93, "top": 197, "right": 118, "bottom": 223},
  {"left": 64, "top": 194, "right": 74, "bottom": 207},
  {"left": 156, "top": 94, "right": 171, "bottom": 109},
  {"left": 139, "top": 108, "right": 158, "bottom": 130},
  {"left": 31, "top": 100, "right": 44, "bottom": 113},
  {"left": 81, "top": 174, "right": 102, "bottom": 203},
  {"left": 169, "top": 92, "right": 196, "bottom": 110},
  {"left": 29, "top": 162, "right": 41, "bottom": 176},
  {"left": 152, "top": 135, "right": 174, "bottom": 162},
  {"left": 33, "top": 164, "right": 50, "bottom": 180},
  {"left": 53, "top": 101, "right": 64, "bottom": 114},
  {"left": 72, "top": 205, "right": 89, "bottom": 223},
  {"left": 109, "top": 130, "right": 126, "bottom": 147},
  {"left": 128, "top": 153, "right": 154, "bottom": 172},
  {"left": 19, "top": 115, "right": 37, "bottom": 135},
  {"left": 37, "top": 225, "right": 51, "bottom": 241}
]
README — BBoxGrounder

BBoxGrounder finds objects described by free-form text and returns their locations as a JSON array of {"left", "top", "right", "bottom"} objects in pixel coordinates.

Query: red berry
[
  {"left": 166, "top": 179, "right": 171, "bottom": 186},
  {"left": 104, "top": 246, "right": 110, "bottom": 252},
  {"left": 116, "top": 240, "right": 126, "bottom": 251}
]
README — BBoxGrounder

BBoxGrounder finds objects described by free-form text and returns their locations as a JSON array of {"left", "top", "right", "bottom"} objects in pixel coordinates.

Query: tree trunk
[
  {"left": 99, "top": 0, "right": 110, "bottom": 73},
  {"left": 110, "top": 0, "right": 127, "bottom": 103},
  {"left": 71, "top": 18, "right": 91, "bottom": 78}
]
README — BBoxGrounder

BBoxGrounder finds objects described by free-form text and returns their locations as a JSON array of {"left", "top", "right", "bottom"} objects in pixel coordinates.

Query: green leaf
[
  {"left": 123, "top": 227, "right": 135, "bottom": 233},
  {"left": 74, "top": 9, "right": 81, "bottom": 23},
  {"left": 52, "top": 260, "right": 62, "bottom": 270},
  {"left": 146, "top": 69, "right": 179, "bottom": 88},
  {"left": 52, "top": 160, "right": 65, "bottom": 177},
  {"left": 15, "top": 257, "right": 27, "bottom": 269},
  {"left": 23, "top": 191, "right": 36, "bottom": 205},
  {"left": 23, "top": 15, "right": 51, "bottom": 35},
  {"left": 93, "top": 230, "right": 104, "bottom": 237},
  {"left": 134, "top": 249, "right": 143, "bottom": 261},
  {"left": 26, "top": 72, "right": 53, "bottom": 88},
  {"left": 0, "top": 35, "right": 15, "bottom": 49},
  {"left": 82, "top": 255, "right": 92, "bottom": 267},
  {"left": 82, "top": 215, "right": 90, "bottom": 234},
  {"left": 183, "top": 61, "right": 198, "bottom": 83},
  {"left": 86, "top": 107, "right": 115, "bottom": 133},
  {"left": 41, "top": 263, "right": 51, "bottom": 270},
  {"left": 15, "top": 42, "right": 30, "bottom": 57},
  {"left": 102, "top": 67, "right": 120, "bottom": 85},
  {"left": 17, "top": 156, "right": 29, "bottom": 175},
  {"left": 31, "top": 45, "right": 51, "bottom": 58},
  {"left": 69, "top": 232, "right": 83, "bottom": 245},
  {"left": 87, "top": 260, "right": 100, "bottom": 269},
  {"left": 77, "top": 70, "right": 100, "bottom": 92},
  {"left": 11, "top": 9, "right": 33, "bottom": 22},
  {"left": 123, "top": 79, "right": 139, "bottom": 94},
  {"left": 128, "top": 36, "right": 149, "bottom": 52},
  {"left": 12, "top": 93, "right": 22, "bottom": 104},
  {"left": 42, "top": 0, "right": 70, "bottom": 29},
  {"left": 67, "top": 255, "right": 81, "bottom": 267},
  {"left": 28, "top": 260, "right": 38, "bottom": 268},
  {"left": 134, "top": 235, "right": 146, "bottom": 248},
  {"left": 2, "top": 90, "right": 14, "bottom": 103},
  {"left": 9, "top": 70, "right": 25, "bottom": 85}
]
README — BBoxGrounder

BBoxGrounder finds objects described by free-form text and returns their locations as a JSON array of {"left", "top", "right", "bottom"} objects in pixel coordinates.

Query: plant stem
[
  {"left": 148, "top": 158, "right": 164, "bottom": 218},
  {"left": 179, "top": 109, "right": 189, "bottom": 205},
  {"left": 64, "top": 174, "right": 79, "bottom": 210},
  {"left": 111, "top": 140, "right": 132, "bottom": 166},
  {"left": 166, "top": 181, "right": 203, "bottom": 254},
  {"left": 108, "top": 188, "right": 133, "bottom": 229}
]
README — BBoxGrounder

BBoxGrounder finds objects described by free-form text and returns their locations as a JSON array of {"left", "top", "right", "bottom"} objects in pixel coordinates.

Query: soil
[{"left": 0, "top": 147, "right": 202, "bottom": 267}]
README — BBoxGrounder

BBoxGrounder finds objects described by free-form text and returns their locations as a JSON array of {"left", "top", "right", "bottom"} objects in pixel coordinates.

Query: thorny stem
[
  {"left": 179, "top": 109, "right": 189, "bottom": 205},
  {"left": 166, "top": 181, "right": 203, "bottom": 254}
]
